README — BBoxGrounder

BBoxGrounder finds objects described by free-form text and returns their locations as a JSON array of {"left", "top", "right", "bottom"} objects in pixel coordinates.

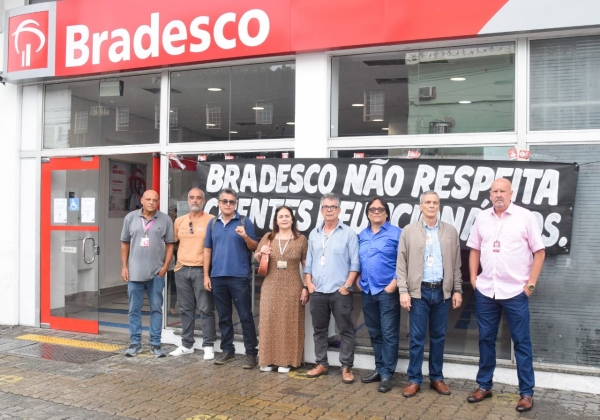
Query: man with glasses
[
  {"left": 397, "top": 191, "right": 463, "bottom": 397},
  {"left": 204, "top": 188, "right": 259, "bottom": 369},
  {"left": 169, "top": 188, "right": 217, "bottom": 360},
  {"left": 121, "top": 190, "right": 175, "bottom": 358},
  {"left": 305, "top": 193, "right": 360, "bottom": 384}
]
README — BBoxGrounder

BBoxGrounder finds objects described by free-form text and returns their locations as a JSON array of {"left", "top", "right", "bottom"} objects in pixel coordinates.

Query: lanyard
[
  {"left": 278, "top": 234, "right": 292, "bottom": 258},
  {"left": 494, "top": 218, "right": 506, "bottom": 242},
  {"left": 321, "top": 229, "right": 334, "bottom": 256},
  {"left": 142, "top": 218, "right": 155, "bottom": 237}
]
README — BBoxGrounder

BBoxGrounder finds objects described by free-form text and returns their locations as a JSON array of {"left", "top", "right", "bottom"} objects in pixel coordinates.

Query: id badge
[
  {"left": 277, "top": 260, "right": 288, "bottom": 269},
  {"left": 426, "top": 255, "right": 433, "bottom": 267},
  {"left": 140, "top": 237, "right": 150, "bottom": 247},
  {"left": 320, "top": 255, "right": 325, "bottom": 266},
  {"left": 493, "top": 240, "right": 501, "bottom": 253}
]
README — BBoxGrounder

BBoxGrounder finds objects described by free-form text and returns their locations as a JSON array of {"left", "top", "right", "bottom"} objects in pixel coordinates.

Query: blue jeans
[
  {"left": 128, "top": 275, "right": 164, "bottom": 346},
  {"left": 407, "top": 286, "right": 449, "bottom": 385},
  {"left": 475, "top": 289, "right": 534, "bottom": 396},
  {"left": 362, "top": 290, "right": 400, "bottom": 379},
  {"left": 211, "top": 276, "right": 258, "bottom": 356}
]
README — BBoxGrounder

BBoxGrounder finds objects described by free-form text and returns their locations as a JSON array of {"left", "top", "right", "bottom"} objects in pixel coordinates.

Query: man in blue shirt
[
  {"left": 357, "top": 197, "right": 402, "bottom": 393},
  {"left": 204, "top": 188, "right": 259, "bottom": 369},
  {"left": 396, "top": 191, "right": 463, "bottom": 397},
  {"left": 305, "top": 193, "right": 360, "bottom": 384}
]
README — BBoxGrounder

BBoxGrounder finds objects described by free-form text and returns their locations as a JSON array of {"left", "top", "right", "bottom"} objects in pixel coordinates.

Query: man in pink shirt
[{"left": 466, "top": 178, "right": 545, "bottom": 413}]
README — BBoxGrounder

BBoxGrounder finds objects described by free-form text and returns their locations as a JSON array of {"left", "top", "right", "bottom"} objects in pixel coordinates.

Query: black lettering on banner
[{"left": 199, "top": 158, "right": 579, "bottom": 255}]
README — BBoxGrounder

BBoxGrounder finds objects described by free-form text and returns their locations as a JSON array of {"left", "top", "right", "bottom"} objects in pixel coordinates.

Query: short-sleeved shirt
[
  {"left": 358, "top": 222, "right": 401, "bottom": 295},
  {"left": 204, "top": 212, "right": 257, "bottom": 279},
  {"left": 467, "top": 203, "right": 545, "bottom": 299},
  {"left": 173, "top": 212, "right": 214, "bottom": 271},
  {"left": 121, "top": 209, "right": 175, "bottom": 282},
  {"left": 305, "top": 220, "right": 360, "bottom": 293}
]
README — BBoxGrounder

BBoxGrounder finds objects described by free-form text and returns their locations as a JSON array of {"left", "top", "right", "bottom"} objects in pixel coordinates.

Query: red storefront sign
[{"left": 4, "top": 0, "right": 595, "bottom": 81}]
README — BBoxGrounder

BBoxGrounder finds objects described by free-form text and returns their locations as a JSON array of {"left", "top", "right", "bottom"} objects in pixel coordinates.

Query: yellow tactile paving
[{"left": 16, "top": 334, "right": 125, "bottom": 352}]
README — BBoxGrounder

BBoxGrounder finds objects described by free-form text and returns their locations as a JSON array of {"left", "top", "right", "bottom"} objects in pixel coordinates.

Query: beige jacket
[{"left": 396, "top": 220, "right": 462, "bottom": 299}]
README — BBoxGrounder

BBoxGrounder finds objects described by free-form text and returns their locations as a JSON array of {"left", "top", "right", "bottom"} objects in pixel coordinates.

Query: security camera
[{"left": 275, "top": 124, "right": 280, "bottom": 130}]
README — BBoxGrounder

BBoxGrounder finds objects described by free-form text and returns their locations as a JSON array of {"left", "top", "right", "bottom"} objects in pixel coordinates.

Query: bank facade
[{"left": 0, "top": 0, "right": 599, "bottom": 393}]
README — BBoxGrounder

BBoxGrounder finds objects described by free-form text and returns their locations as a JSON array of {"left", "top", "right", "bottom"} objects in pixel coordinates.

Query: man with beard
[{"left": 169, "top": 188, "right": 217, "bottom": 360}]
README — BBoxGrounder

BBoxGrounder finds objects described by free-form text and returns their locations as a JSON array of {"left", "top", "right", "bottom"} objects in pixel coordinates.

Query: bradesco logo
[
  {"left": 7, "top": 11, "right": 50, "bottom": 73},
  {"left": 65, "top": 9, "right": 270, "bottom": 68}
]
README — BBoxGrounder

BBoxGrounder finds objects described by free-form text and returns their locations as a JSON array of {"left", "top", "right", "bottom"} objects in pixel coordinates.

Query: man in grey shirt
[
  {"left": 121, "top": 190, "right": 174, "bottom": 358},
  {"left": 305, "top": 193, "right": 360, "bottom": 384}
]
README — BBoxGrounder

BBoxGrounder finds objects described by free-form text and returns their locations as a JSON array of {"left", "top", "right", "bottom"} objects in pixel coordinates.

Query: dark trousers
[
  {"left": 211, "top": 276, "right": 258, "bottom": 356},
  {"left": 362, "top": 290, "right": 400, "bottom": 379},
  {"left": 310, "top": 291, "right": 355, "bottom": 368},
  {"left": 475, "top": 289, "right": 535, "bottom": 396},
  {"left": 407, "top": 286, "right": 449, "bottom": 384},
  {"left": 175, "top": 267, "right": 216, "bottom": 348}
]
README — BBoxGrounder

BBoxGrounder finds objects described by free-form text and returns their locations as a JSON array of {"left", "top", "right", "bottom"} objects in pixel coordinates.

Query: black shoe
[
  {"left": 242, "top": 355, "right": 257, "bottom": 369},
  {"left": 214, "top": 352, "right": 235, "bottom": 365},
  {"left": 378, "top": 378, "right": 393, "bottom": 393},
  {"left": 361, "top": 371, "right": 381, "bottom": 383}
]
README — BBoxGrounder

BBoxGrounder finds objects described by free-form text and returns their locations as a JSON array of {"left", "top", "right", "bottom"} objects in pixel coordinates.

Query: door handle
[{"left": 83, "top": 237, "right": 96, "bottom": 264}]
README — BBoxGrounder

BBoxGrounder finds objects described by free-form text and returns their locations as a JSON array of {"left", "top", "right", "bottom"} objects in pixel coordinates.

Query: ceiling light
[
  {"left": 458, "top": 101, "right": 472, "bottom": 104},
  {"left": 373, "top": 118, "right": 384, "bottom": 122},
  {"left": 352, "top": 103, "right": 364, "bottom": 107},
  {"left": 229, "top": 131, "right": 238, "bottom": 134},
  {"left": 207, "top": 87, "right": 222, "bottom": 92},
  {"left": 286, "top": 122, "right": 295, "bottom": 125},
  {"left": 206, "top": 123, "right": 216, "bottom": 127},
  {"left": 252, "top": 106, "right": 264, "bottom": 110},
  {"left": 451, "top": 77, "right": 466, "bottom": 81},
  {"left": 382, "top": 128, "right": 389, "bottom": 131},
  {"left": 170, "top": 109, "right": 174, "bottom": 113}
]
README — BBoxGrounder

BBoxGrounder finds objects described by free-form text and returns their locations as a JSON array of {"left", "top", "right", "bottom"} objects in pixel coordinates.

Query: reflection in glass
[
  {"left": 332, "top": 43, "right": 515, "bottom": 137},
  {"left": 170, "top": 62, "right": 295, "bottom": 142},
  {"left": 44, "top": 74, "right": 161, "bottom": 149}
]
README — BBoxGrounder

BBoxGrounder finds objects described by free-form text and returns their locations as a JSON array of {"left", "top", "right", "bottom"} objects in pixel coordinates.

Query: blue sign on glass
[{"left": 68, "top": 198, "right": 80, "bottom": 211}]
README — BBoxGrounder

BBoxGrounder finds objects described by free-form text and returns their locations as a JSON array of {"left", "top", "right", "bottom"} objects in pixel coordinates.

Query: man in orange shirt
[{"left": 169, "top": 188, "right": 216, "bottom": 360}]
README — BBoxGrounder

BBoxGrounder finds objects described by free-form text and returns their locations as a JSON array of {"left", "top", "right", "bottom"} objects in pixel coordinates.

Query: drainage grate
[{"left": 3, "top": 343, "right": 115, "bottom": 364}]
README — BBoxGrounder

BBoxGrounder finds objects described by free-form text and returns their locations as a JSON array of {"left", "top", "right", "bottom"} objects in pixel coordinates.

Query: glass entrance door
[{"left": 41, "top": 156, "right": 100, "bottom": 333}]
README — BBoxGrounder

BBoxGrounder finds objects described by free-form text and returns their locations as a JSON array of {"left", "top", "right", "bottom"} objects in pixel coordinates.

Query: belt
[
  {"left": 181, "top": 265, "right": 203, "bottom": 269},
  {"left": 421, "top": 282, "right": 443, "bottom": 290}
]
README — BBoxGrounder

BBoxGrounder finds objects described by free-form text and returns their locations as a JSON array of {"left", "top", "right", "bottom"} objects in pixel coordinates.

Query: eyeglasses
[
  {"left": 368, "top": 207, "right": 386, "bottom": 214},
  {"left": 219, "top": 199, "right": 237, "bottom": 206},
  {"left": 321, "top": 205, "right": 339, "bottom": 211},
  {"left": 189, "top": 221, "right": 194, "bottom": 234}
]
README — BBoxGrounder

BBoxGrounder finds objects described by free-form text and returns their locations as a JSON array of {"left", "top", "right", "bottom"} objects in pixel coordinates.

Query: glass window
[
  {"left": 530, "top": 144, "right": 600, "bottom": 367},
  {"left": 43, "top": 74, "right": 161, "bottom": 149},
  {"left": 169, "top": 62, "right": 295, "bottom": 143},
  {"left": 530, "top": 36, "right": 600, "bottom": 131},
  {"left": 332, "top": 43, "right": 515, "bottom": 137}
]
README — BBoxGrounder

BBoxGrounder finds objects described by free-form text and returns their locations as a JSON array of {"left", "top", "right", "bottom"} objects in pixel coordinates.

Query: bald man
[
  {"left": 466, "top": 178, "right": 545, "bottom": 412},
  {"left": 121, "top": 190, "right": 175, "bottom": 358}
]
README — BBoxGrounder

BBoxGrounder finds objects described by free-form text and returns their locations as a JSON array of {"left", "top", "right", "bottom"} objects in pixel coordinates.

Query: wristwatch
[
  {"left": 344, "top": 284, "right": 353, "bottom": 292},
  {"left": 526, "top": 284, "right": 536, "bottom": 292}
]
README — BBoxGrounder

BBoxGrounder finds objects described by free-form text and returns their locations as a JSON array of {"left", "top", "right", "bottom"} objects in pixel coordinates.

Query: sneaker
[
  {"left": 169, "top": 346, "right": 194, "bottom": 357},
  {"left": 203, "top": 347, "right": 215, "bottom": 360},
  {"left": 124, "top": 344, "right": 142, "bottom": 357},
  {"left": 260, "top": 365, "right": 274, "bottom": 372},
  {"left": 150, "top": 345, "right": 166, "bottom": 358},
  {"left": 214, "top": 352, "right": 235, "bottom": 365},
  {"left": 242, "top": 355, "right": 257, "bottom": 369},
  {"left": 278, "top": 366, "right": 291, "bottom": 374}
]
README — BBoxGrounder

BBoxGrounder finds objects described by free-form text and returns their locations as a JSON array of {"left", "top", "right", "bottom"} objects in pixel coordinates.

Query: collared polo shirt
[
  {"left": 305, "top": 220, "right": 360, "bottom": 293},
  {"left": 467, "top": 203, "right": 545, "bottom": 300},
  {"left": 358, "top": 222, "right": 401, "bottom": 294},
  {"left": 204, "top": 212, "right": 257, "bottom": 278},
  {"left": 173, "top": 212, "right": 214, "bottom": 271},
  {"left": 121, "top": 209, "right": 175, "bottom": 282},
  {"left": 423, "top": 221, "right": 444, "bottom": 283}
]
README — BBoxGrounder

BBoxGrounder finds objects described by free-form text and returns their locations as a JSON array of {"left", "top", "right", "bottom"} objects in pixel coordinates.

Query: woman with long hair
[{"left": 254, "top": 205, "right": 309, "bottom": 373}]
